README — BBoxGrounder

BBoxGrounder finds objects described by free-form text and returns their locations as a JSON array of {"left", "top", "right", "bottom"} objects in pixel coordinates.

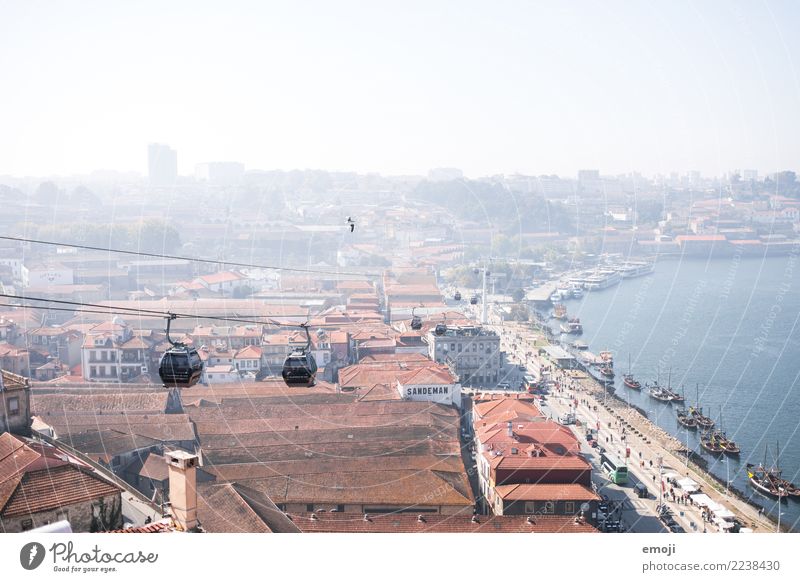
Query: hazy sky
[{"left": 1, "top": 0, "right": 799, "bottom": 178}]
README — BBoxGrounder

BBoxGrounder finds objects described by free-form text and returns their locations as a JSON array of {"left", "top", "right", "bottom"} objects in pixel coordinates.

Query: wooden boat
[
  {"left": 623, "top": 354, "right": 641, "bottom": 389},
  {"left": 623, "top": 374, "right": 641, "bottom": 390},
  {"left": 689, "top": 407, "right": 714, "bottom": 429},
  {"left": 553, "top": 303, "right": 567, "bottom": 320},
  {"left": 721, "top": 438, "right": 740, "bottom": 455},
  {"left": 661, "top": 369, "right": 684, "bottom": 402},
  {"left": 599, "top": 350, "right": 613, "bottom": 365},
  {"left": 676, "top": 408, "right": 697, "bottom": 429},
  {"left": 747, "top": 464, "right": 789, "bottom": 498},
  {"left": 700, "top": 431, "right": 725, "bottom": 454},
  {"left": 716, "top": 411, "right": 740, "bottom": 455},
  {"left": 689, "top": 386, "right": 714, "bottom": 428},
  {"left": 746, "top": 443, "right": 790, "bottom": 498},
  {"left": 599, "top": 364, "right": 614, "bottom": 379},
  {"left": 648, "top": 383, "right": 672, "bottom": 403},
  {"left": 666, "top": 389, "right": 684, "bottom": 403}
]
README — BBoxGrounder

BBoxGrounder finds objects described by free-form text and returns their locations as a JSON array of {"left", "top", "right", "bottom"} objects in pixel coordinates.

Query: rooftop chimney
[
  {"left": 165, "top": 450, "right": 199, "bottom": 531},
  {"left": 506, "top": 421, "right": 513, "bottom": 438}
]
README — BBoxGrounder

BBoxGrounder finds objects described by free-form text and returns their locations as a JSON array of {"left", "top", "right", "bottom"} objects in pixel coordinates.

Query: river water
[{"left": 559, "top": 251, "right": 800, "bottom": 531}]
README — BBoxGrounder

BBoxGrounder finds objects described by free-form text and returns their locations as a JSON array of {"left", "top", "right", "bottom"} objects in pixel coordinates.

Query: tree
[{"left": 512, "top": 288, "right": 526, "bottom": 302}]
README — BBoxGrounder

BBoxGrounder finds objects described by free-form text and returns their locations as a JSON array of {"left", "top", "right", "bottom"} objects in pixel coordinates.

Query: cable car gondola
[
  {"left": 158, "top": 314, "right": 203, "bottom": 387},
  {"left": 410, "top": 306, "right": 422, "bottom": 331},
  {"left": 434, "top": 314, "right": 447, "bottom": 336},
  {"left": 454, "top": 291, "right": 461, "bottom": 301},
  {"left": 470, "top": 294, "right": 479, "bottom": 305},
  {"left": 282, "top": 324, "right": 318, "bottom": 387}
]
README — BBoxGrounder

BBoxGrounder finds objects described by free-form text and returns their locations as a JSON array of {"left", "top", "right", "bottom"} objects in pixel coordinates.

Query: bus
[
  {"left": 523, "top": 375, "right": 539, "bottom": 393},
  {"left": 600, "top": 451, "right": 628, "bottom": 485}
]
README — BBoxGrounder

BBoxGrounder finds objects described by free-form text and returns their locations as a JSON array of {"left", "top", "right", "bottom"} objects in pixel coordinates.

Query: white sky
[{"left": 1, "top": 0, "right": 799, "bottom": 178}]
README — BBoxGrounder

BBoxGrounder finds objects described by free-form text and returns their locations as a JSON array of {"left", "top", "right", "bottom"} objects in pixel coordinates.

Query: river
[{"left": 558, "top": 251, "right": 800, "bottom": 531}]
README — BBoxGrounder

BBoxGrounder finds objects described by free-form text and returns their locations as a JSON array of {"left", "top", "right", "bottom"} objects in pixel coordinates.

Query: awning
[
  {"left": 677, "top": 477, "right": 699, "bottom": 489},
  {"left": 714, "top": 507, "right": 736, "bottom": 520},
  {"left": 663, "top": 472, "right": 681, "bottom": 480},
  {"left": 690, "top": 493, "right": 712, "bottom": 507},
  {"left": 714, "top": 517, "right": 735, "bottom": 529}
]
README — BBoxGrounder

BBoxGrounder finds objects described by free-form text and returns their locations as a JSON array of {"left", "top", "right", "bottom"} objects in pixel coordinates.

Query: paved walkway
[{"left": 491, "top": 319, "right": 777, "bottom": 533}]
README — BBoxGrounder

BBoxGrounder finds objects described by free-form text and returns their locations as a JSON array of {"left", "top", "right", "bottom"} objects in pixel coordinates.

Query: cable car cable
[
  {"left": 0, "top": 235, "right": 381, "bottom": 279},
  {"left": 0, "top": 293, "right": 311, "bottom": 330}
]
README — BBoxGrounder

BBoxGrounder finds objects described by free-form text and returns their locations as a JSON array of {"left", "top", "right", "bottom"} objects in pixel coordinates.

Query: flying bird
[{"left": 346, "top": 217, "right": 355, "bottom": 232}]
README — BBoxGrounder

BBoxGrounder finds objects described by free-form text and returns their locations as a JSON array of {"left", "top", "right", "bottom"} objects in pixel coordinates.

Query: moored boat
[
  {"left": 747, "top": 463, "right": 789, "bottom": 499},
  {"left": 567, "top": 317, "right": 583, "bottom": 334},
  {"left": 676, "top": 408, "right": 697, "bottom": 429},
  {"left": 622, "top": 354, "right": 640, "bottom": 389},
  {"left": 689, "top": 406, "right": 714, "bottom": 429},
  {"left": 648, "top": 383, "right": 672, "bottom": 403},
  {"left": 700, "top": 431, "right": 725, "bottom": 455},
  {"left": 623, "top": 374, "right": 641, "bottom": 390}
]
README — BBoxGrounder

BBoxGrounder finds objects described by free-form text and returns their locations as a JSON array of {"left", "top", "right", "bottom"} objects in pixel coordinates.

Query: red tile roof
[
  {"left": 495, "top": 483, "right": 600, "bottom": 501},
  {"left": 234, "top": 345, "right": 262, "bottom": 359},
  {"left": 291, "top": 512, "right": 597, "bottom": 533},
  {"left": 0, "top": 434, "right": 121, "bottom": 518}
]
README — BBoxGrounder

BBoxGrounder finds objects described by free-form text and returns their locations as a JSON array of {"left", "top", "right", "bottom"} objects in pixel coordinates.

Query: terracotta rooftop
[
  {"left": 31, "top": 392, "right": 173, "bottom": 416},
  {"left": 494, "top": 483, "right": 600, "bottom": 501},
  {"left": 473, "top": 397, "right": 542, "bottom": 422},
  {"left": 291, "top": 512, "right": 597, "bottom": 533},
  {"left": 138, "top": 453, "right": 168, "bottom": 481},
  {"left": 197, "top": 482, "right": 301, "bottom": 533},
  {"left": 0, "top": 433, "right": 121, "bottom": 519}
]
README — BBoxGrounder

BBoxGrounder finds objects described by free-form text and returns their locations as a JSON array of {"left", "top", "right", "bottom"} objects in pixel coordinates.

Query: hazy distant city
[
  {"left": 1, "top": 141, "right": 798, "bottom": 534},
  {"left": 2, "top": 1, "right": 799, "bottom": 545}
]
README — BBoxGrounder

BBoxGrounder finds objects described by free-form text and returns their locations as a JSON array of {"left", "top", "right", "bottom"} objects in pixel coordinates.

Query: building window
[
  {"left": 90, "top": 366, "right": 97, "bottom": 377},
  {"left": 7, "top": 397, "right": 19, "bottom": 416},
  {"left": 21, "top": 519, "right": 33, "bottom": 531},
  {"left": 306, "top": 504, "right": 315, "bottom": 512},
  {"left": 543, "top": 501, "right": 555, "bottom": 514},
  {"left": 524, "top": 502, "right": 536, "bottom": 514},
  {"left": 565, "top": 502, "right": 575, "bottom": 514}
]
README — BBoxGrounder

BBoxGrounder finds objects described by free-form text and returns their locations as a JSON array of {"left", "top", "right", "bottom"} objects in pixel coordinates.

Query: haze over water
[{"left": 563, "top": 250, "right": 800, "bottom": 530}]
